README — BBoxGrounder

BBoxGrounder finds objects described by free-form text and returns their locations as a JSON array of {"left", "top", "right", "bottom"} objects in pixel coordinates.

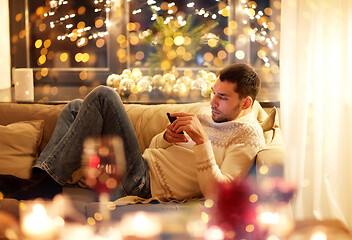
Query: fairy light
[
  {"left": 198, "top": 8, "right": 205, "bottom": 15},
  {"left": 132, "top": 9, "right": 142, "bottom": 14},
  {"left": 134, "top": 0, "right": 226, "bottom": 23},
  {"left": 164, "top": 16, "right": 173, "bottom": 24},
  {"left": 45, "top": 0, "right": 112, "bottom": 48},
  {"left": 151, "top": 14, "right": 157, "bottom": 20},
  {"left": 177, "top": 16, "right": 187, "bottom": 26},
  {"left": 239, "top": 0, "right": 279, "bottom": 66},
  {"left": 147, "top": 0, "right": 156, "bottom": 5},
  {"left": 187, "top": 2, "right": 195, "bottom": 8}
]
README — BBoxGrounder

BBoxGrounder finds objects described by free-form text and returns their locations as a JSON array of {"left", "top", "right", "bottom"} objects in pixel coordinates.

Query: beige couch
[{"left": 0, "top": 100, "right": 284, "bottom": 220}]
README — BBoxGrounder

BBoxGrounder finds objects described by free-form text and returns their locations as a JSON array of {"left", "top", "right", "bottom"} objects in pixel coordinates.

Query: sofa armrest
[{"left": 256, "top": 148, "right": 284, "bottom": 177}]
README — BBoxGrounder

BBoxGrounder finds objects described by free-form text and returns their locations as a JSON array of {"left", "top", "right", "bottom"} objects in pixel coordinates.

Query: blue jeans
[{"left": 33, "top": 86, "right": 151, "bottom": 200}]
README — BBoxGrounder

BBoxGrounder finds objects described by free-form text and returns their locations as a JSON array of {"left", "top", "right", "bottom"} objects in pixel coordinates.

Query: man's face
[{"left": 210, "top": 78, "right": 244, "bottom": 123}]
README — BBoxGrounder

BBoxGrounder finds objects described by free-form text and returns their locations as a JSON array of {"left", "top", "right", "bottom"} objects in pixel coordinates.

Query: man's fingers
[
  {"left": 169, "top": 112, "right": 192, "bottom": 118},
  {"left": 172, "top": 120, "right": 191, "bottom": 133},
  {"left": 165, "top": 128, "right": 187, "bottom": 142}
]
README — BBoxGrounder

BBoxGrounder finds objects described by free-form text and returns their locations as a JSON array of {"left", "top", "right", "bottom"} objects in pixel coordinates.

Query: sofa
[{"left": 0, "top": 99, "right": 284, "bottom": 223}]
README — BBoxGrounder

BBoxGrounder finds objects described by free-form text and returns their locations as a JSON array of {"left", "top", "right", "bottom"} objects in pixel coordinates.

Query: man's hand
[
  {"left": 164, "top": 124, "right": 188, "bottom": 143},
  {"left": 163, "top": 113, "right": 209, "bottom": 145}
]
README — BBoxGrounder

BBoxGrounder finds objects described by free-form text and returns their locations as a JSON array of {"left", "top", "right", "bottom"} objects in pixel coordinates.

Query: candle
[
  {"left": 21, "top": 203, "right": 59, "bottom": 240},
  {"left": 59, "top": 223, "right": 94, "bottom": 240},
  {"left": 118, "top": 211, "right": 162, "bottom": 239},
  {"left": 311, "top": 230, "right": 327, "bottom": 240},
  {"left": 13, "top": 68, "right": 34, "bottom": 102},
  {"left": 257, "top": 204, "right": 294, "bottom": 238}
]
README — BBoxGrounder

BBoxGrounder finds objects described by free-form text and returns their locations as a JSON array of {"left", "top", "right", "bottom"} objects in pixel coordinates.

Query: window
[{"left": 9, "top": 0, "right": 280, "bottom": 103}]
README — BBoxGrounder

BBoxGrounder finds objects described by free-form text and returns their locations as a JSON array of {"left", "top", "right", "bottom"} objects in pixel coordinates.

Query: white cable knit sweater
[{"left": 142, "top": 108, "right": 265, "bottom": 200}]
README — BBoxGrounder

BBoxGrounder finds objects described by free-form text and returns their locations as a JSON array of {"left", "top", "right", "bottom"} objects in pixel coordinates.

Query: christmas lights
[
  {"left": 27, "top": 0, "right": 280, "bottom": 94},
  {"left": 44, "top": 0, "right": 111, "bottom": 43},
  {"left": 239, "top": 0, "right": 279, "bottom": 67}
]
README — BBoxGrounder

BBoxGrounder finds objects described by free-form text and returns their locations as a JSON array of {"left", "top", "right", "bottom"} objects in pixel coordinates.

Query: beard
[{"left": 211, "top": 104, "right": 241, "bottom": 123}]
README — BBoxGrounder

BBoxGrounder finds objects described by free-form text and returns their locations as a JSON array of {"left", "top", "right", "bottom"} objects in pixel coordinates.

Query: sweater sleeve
[
  {"left": 149, "top": 131, "right": 174, "bottom": 149},
  {"left": 193, "top": 140, "right": 258, "bottom": 198}
]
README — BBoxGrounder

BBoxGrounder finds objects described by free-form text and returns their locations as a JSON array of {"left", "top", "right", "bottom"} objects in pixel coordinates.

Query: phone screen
[{"left": 166, "top": 113, "right": 184, "bottom": 134}]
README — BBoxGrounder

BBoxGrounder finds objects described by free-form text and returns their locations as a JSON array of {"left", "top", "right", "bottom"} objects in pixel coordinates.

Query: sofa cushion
[
  {"left": 0, "top": 120, "right": 43, "bottom": 179},
  {"left": 0, "top": 103, "right": 65, "bottom": 154},
  {"left": 261, "top": 107, "right": 279, "bottom": 131},
  {"left": 124, "top": 102, "right": 208, "bottom": 152}
]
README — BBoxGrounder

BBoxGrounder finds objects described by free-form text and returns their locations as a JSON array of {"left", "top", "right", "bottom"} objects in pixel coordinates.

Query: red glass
[{"left": 82, "top": 136, "right": 126, "bottom": 195}]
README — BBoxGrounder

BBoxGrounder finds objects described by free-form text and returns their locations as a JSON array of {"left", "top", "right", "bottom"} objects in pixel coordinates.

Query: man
[{"left": 0, "top": 63, "right": 265, "bottom": 200}]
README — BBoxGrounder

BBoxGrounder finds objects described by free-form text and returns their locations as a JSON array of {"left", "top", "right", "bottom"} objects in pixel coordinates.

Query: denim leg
[
  {"left": 34, "top": 98, "right": 83, "bottom": 170},
  {"left": 34, "top": 86, "right": 151, "bottom": 199}
]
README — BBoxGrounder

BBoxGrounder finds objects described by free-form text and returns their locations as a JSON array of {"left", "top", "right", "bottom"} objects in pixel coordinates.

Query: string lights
[
  {"left": 238, "top": 0, "right": 279, "bottom": 67},
  {"left": 42, "top": 0, "right": 111, "bottom": 42},
  {"left": 38, "top": 0, "right": 278, "bottom": 69},
  {"left": 25, "top": 0, "right": 280, "bottom": 101}
]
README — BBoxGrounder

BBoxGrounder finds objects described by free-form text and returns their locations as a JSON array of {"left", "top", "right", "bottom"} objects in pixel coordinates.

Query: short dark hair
[{"left": 217, "top": 63, "right": 261, "bottom": 102}]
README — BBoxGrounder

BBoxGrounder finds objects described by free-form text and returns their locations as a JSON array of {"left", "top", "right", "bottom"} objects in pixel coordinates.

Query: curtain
[{"left": 280, "top": 0, "right": 352, "bottom": 229}]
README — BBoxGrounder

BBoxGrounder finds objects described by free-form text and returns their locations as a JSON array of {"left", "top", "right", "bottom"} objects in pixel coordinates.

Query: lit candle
[
  {"left": 59, "top": 223, "right": 94, "bottom": 240},
  {"left": 258, "top": 206, "right": 294, "bottom": 238},
  {"left": 311, "top": 230, "right": 327, "bottom": 240},
  {"left": 118, "top": 211, "right": 162, "bottom": 239},
  {"left": 21, "top": 203, "right": 57, "bottom": 240}
]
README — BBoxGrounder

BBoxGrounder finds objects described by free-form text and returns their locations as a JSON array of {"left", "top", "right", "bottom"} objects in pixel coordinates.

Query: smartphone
[{"left": 167, "top": 113, "right": 184, "bottom": 134}]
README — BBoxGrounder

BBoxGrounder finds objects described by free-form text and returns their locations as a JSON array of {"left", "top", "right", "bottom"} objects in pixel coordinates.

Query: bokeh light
[
  {"left": 15, "top": 13, "right": 23, "bottom": 22},
  {"left": 19, "top": 30, "right": 26, "bottom": 39},
  {"left": 96, "top": 39, "right": 105, "bottom": 48},
  {"left": 41, "top": 68, "right": 48, "bottom": 77},
  {"left": 82, "top": 53, "right": 90, "bottom": 63},
  {"left": 35, "top": 39, "right": 42, "bottom": 48},
  {"left": 60, "top": 53, "right": 68, "bottom": 62},
  {"left": 204, "top": 52, "right": 214, "bottom": 62},
  {"left": 235, "top": 50, "right": 245, "bottom": 60},
  {"left": 117, "top": 35, "right": 126, "bottom": 44},
  {"left": 174, "top": 36, "right": 184, "bottom": 46},
  {"left": 40, "top": 48, "right": 48, "bottom": 55},
  {"left": 38, "top": 55, "right": 46, "bottom": 65},
  {"left": 44, "top": 39, "right": 51, "bottom": 48},
  {"left": 77, "top": 6, "right": 86, "bottom": 15},
  {"left": 95, "top": 18, "right": 104, "bottom": 28},
  {"left": 79, "top": 71, "right": 88, "bottom": 80}
]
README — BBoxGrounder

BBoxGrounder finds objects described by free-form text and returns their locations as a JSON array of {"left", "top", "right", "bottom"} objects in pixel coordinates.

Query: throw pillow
[
  {"left": 0, "top": 120, "right": 44, "bottom": 179},
  {"left": 261, "top": 107, "right": 279, "bottom": 132}
]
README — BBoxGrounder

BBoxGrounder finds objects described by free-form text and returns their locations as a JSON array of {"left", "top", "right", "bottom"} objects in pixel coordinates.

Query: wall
[{"left": 0, "top": 0, "right": 11, "bottom": 90}]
